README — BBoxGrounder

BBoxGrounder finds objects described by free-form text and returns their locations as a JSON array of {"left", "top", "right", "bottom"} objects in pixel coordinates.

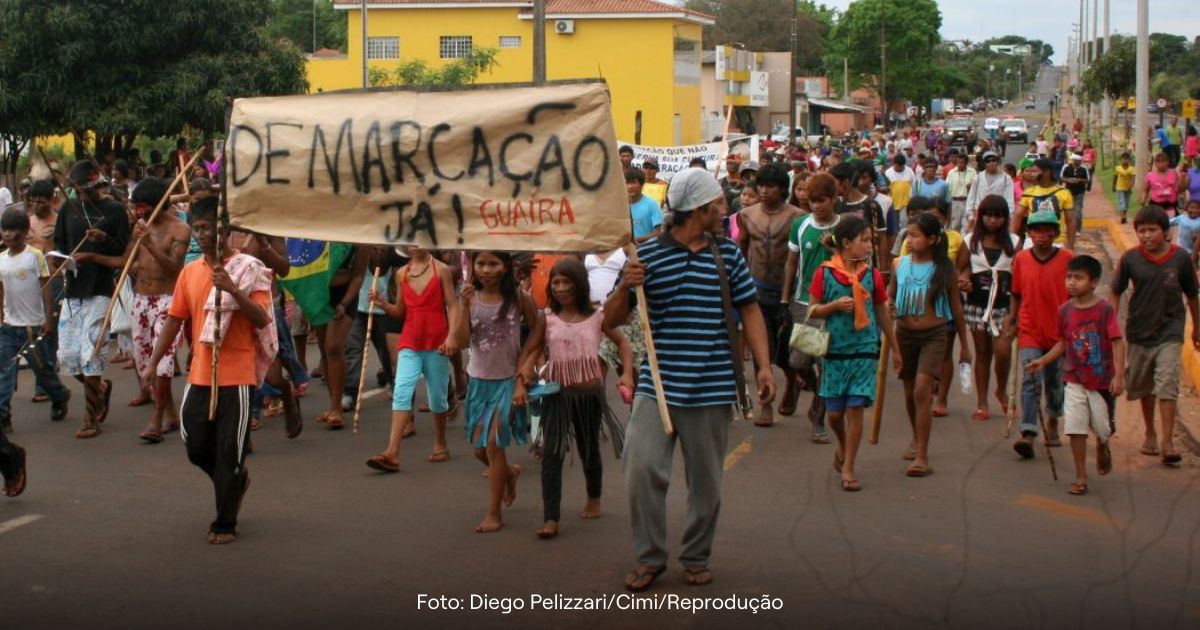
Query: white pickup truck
[{"left": 768, "top": 124, "right": 825, "bottom": 146}]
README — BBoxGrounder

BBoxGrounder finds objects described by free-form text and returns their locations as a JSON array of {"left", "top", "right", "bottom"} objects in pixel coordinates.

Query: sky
[{"left": 811, "top": 0, "right": 1198, "bottom": 64}]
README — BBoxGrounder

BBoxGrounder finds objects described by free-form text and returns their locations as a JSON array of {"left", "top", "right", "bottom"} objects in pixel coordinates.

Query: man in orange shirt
[{"left": 143, "top": 197, "right": 273, "bottom": 545}]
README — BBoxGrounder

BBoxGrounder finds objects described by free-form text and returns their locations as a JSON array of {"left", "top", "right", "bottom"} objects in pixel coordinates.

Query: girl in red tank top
[{"left": 364, "top": 247, "right": 460, "bottom": 473}]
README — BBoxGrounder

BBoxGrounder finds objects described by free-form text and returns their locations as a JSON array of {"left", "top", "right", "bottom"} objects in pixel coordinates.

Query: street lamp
[{"left": 312, "top": 0, "right": 318, "bottom": 53}]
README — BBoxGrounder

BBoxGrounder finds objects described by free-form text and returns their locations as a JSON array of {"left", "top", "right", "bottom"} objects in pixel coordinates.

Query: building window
[
  {"left": 366, "top": 36, "right": 399, "bottom": 60},
  {"left": 440, "top": 36, "right": 473, "bottom": 59},
  {"left": 499, "top": 36, "right": 522, "bottom": 49},
  {"left": 673, "top": 38, "right": 700, "bottom": 86}
]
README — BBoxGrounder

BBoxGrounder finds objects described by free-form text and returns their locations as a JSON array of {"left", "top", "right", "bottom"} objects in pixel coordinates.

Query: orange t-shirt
[{"left": 168, "top": 257, "right": 271, "bottom": 387}]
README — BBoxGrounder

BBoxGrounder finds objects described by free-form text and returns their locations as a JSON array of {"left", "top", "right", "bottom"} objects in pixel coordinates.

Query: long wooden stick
[
  {"left": 869, "top": 340, "right": 890, "bottom": 444},
  {"left": 90, "top": 149, "right": 205, "bottom": 360},
  {"left": 179, "top": 153, "right": 192, "bottom": 195},
  {"left": 353, "top": 266, "right": 383, "bottom": 434},
  {"left": 625, "top": 244, "right": 672, "bottom": 435},
  {"left": 1004, "top": 337, "right": 1020, "bottom": 438},
  {"left": 1037, "top": 408, "right": 1059, "bottom": 481}
]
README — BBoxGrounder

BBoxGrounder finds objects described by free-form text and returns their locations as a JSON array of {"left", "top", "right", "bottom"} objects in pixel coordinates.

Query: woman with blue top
[
  {"left": 807, "top": 216, "right": 900, "bottom": 491},
  {"left": 889, "top": 213, "right": 971, "bottom": 477}
]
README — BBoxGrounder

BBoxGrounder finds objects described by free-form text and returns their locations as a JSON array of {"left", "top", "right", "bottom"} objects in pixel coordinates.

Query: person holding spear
[
  {"left": 606, "top": 167, "right": 776, "bottom": 592},
  {"left": 53, "top": 160, "right": 131, "bottom": 439},
  {"left": 142, "top": 197, "right": 274, "bottom": 545}
]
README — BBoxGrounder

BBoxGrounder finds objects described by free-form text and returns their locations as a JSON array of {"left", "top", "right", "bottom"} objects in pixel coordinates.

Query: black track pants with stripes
[{"left": 181, "top": 384, "right": 253, "bottom": 535}]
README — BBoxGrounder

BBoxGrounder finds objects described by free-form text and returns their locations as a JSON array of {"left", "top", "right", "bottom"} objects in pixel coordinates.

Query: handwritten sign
[
  {"left": 226, "top": 82, "right": 630, "bottom": 252},
  {"left": 620, "top": 141, "right": 729, "bottom": 176}
]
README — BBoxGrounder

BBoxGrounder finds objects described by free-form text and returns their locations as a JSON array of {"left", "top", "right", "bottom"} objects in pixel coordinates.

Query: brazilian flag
[{"left": 279, "top": 239, "right": 352, "bottom": 327}]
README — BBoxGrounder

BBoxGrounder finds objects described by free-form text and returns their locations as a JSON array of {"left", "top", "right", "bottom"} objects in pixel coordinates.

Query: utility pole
[
  {"left": 1134, "top": 0, "right": 1149, "bottom": 192},
  {"left": 360, "top": 0, "right": 368, "bottom": 88},
  {"left": 313, "top": 0, "right": 318, "bottom": 53},
  {"left": 843, "top": 57, "right": 849, "bottom": 100},
  {"left": 1103, "top": 0, "right": 1111, "bottom": 127},
  {"left": 1091, "top": 0, "right": 1098, "bottom": 131},
  {"left": 533, "top": 0, "right": 546, "bottom": 84},
  {"left": 788, "top": 1, "right": 797, "bottom": 145},
  {"left": 880, "top": 0, "right": 887, "bottom": 131}
]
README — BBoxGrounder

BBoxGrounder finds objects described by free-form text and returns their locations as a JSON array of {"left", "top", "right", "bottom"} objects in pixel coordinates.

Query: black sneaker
[
  {"left": 51, "top": 394, "right": 70, "bottom": 422},
  {"left": 1013, "top": 433, "right": 1036, "bottom": 459}
]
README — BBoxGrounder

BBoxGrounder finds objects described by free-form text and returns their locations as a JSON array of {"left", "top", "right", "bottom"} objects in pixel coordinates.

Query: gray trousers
[{"left": 624, "top": 397, "right": 731, "bottom": 568}]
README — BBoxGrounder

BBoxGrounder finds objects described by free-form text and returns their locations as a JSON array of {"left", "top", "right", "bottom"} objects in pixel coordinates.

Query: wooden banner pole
[
  {"left": 624, "top": 244, "right": 672, "bottom": 435},
  {"left": 353, "top": 266, "right": 383, "bottom": 434}
]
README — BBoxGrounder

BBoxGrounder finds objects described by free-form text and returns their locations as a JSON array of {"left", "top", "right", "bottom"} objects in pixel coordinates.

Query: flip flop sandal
[
  {"left": 841, "top": 478, "right": 862, "bottom": 492},
  {"left": 138, "top": 427, "right": 164, "bottom": 443},
  {"left": 249, "top": 417, "right": 263, "bottom": 431},
  {"left": 427, "top": 450, "right": 450, "bottom": 463},
  {"left": 682, "top": 566, "right": 713, "bottom": 586},
  {"left": 207, "top": 532, "right": 238, "bottom": 545},
  {"left": 971, "top": 409, "right": 990, "bottom": 421},
  {"left": 811, "top": 432, "right": 831, "bottom": 444},
  {"left": 366, "top": 455, "right": 400, "bottom": 473},
  {"left": 1140, "top": 445, "right": 1161, "bottom": 456},
  {"left": 4, "top": 445, "right": 26, "bottom": 497},
  {"left": 902, "top": 448, "right": 918, "bottom": 461},
  {"left": 905, "top": 463, "right": 934, "bottom": 477},
  {"left": 325, "top": 414, "right": 345, "bottom": 430},
  {"left": 1067, "top": 482, "right": 1088, "bottom": 495},
  {"left": 31, "top": 394, "right": 49, "bottom": 403},
  {"left": 1162, "top": 453, "right": 1183, "bottom": 465},
  {"left": 931, "top": 406, "right": 948, "bottom": 418},
  {"left": 75, "top": 424, "right": 101, "bottom": 439},
  {"left": 94, "top": 380, "right": 113, "bottom": 424},
  {"left": 624, "top": 565, "right": 666, "bottom": 592}
]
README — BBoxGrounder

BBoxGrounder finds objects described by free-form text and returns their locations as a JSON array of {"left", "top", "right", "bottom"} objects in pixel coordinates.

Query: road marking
[
  {"left": 1015, "top": 494, "right": 1108, "bottom": 526},
  {"left": 360, "top": 387, "right": 387, "bottom": 401},
  {"left": 0, "top": 514, "right": 44, "bottom": 535},
  {"left": 723, "top": 437, "right": 754, "bottom": 470}
]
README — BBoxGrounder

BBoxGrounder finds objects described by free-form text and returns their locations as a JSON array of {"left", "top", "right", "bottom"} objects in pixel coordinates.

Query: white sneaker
[{"left": 341, "top": 395, "right": 354, "bottom": 412}]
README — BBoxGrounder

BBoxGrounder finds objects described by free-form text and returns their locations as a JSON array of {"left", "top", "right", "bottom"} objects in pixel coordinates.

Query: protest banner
[
  {"left": 619, "top": 141, "right": 729, "bottom": 176},
  {"left": 225, "top": 81, "right": 629, "bottom": 252}
]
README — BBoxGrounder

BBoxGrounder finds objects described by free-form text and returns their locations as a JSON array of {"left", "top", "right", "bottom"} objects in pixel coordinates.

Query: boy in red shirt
[
  {"left": 1027, "top": 255, "right": 1125, "bottom": 495},
  {"left": 143, "top": 198, "right": 273, "bottom": 545},
  {"left": 1006, "top": 209, "right": 1073, "bottom": 458}
]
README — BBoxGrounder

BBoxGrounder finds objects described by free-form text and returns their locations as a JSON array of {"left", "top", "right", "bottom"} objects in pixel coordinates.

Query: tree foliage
[
  {"left": 825, "top": 0, "right": 942, "bottom": 104},
  {"left": 0, "top": 0, "right": 308, "bottom": 158},
  {"left": 1080, "top": 34, "right": 1200, "bottom": 105},
  {"left": 266, "top": 0, "right": 347, "bottom": 53},
  {"left": 685, "top": 0, "right": 834, "bottom": 73},
  {"left": 368, "top": 47, "right": 500, "bottom": 87}
]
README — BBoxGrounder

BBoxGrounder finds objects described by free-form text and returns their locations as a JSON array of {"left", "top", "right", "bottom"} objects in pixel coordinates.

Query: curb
[{"left": 1094, "top": 216, "right": 1200, "bottom": 454}]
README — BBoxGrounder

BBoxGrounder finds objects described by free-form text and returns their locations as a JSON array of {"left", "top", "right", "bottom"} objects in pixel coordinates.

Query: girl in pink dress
[{"left": 520, "top": 258, "right": 633, "bottom": 540}]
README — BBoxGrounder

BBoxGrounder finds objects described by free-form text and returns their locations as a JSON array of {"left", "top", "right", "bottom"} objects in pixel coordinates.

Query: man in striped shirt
[{"left": 605, "top": 167, "right": 776, "bottom": 591}]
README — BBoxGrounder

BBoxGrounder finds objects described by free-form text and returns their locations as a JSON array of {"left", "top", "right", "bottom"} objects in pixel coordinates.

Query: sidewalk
[{"left": 1057, "top": 86, "right": 1200, "bottom": 451}]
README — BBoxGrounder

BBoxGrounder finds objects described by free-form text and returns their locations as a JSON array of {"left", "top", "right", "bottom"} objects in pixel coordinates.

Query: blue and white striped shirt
[{"left": 623, "top": 233, "right": 757, "bottom": 408}]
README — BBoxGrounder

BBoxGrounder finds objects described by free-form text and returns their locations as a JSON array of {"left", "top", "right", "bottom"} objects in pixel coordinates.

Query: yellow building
[{"left": 311, "top": 0, "right": 713, "bottom": 145}]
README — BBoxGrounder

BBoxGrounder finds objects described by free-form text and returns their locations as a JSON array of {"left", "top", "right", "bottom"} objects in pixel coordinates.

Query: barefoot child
[
  {"left": 1027, "top": 255, "right": 1124, "bottom": 495},
  {"left": 1112, "top": 205, "right": 1200, "bottom": 465},
  {"left": 961, "top": 195, "right": 1023, "bottom": 421},
  {"left": 1007, "top": 210, "right": 1073, "bottom": 459},
  {"left": 365, "top": 246, "right": 460, "bottom": 472},
  {"left": 890, "top": 213, "right": 971, "bottom": 477},
  {"left": 523, "top": 258, "right": 633, "bottom": 539},
  {"left": 143, "top": 198, "right": 275, "bottom": 544},
  {"left": 455, "top": 251, "right": 541, "bottom": 533},
  {"left": 807, "top": 217, "right": 900, "bottom": 491}
]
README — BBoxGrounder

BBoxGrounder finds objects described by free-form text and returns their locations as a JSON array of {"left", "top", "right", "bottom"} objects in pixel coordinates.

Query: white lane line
[
  {"left": 360, "top": 387, "right": 387, "bottom": 401},
  {"left": 0, "top": 514, "right": 44, "bottom": 535}
]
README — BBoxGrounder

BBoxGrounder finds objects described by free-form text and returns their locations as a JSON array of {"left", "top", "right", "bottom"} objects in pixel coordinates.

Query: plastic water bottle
[{"left": 959, "top": 362, "right": 973, "bottom": 396}]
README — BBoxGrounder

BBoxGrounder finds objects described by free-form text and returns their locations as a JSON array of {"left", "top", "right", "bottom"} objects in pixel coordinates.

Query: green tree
[
  {"left": 369, "top": 47, "right": 500, "bottom": 87},
  {"left": 825, "top": 0, "right": 943, "bottom": 105},
  {"left": 266, "top": 0, "right": 347, "bottom": 53},
  {"left": 0, "top": 0, "right": 308, "bottom": 166}
]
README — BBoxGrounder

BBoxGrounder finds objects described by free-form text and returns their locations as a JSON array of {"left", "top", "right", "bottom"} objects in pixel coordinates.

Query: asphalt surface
[{"left": 4, "top": 71, "right": 1200, "bottom": 630}]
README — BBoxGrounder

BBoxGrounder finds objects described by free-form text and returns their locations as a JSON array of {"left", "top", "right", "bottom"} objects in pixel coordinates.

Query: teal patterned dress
[{"left": 816, "top": 266, "right": 882, "bottom": 404}]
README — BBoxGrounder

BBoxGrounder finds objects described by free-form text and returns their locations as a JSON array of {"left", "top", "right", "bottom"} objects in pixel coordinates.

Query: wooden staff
[
  {"left": 1004, "top": 337, "right": 1020, "bottom": 438},
  {"left": 179, "top": 153, "right": 192, "bottom": 195},
  {"left": 869, "top": 341, "right": 890, "bottom": 444},
  {"left": 624, "top": 244, "right": 672, "bottom": 435},
  {"left": 90, "top": 149, "right": 205, "bottom": 359},
  {"left": 353, "top": 266, "right": 383, "bottom": 434},
  {"left": 711, "top": 104, "right": 735, "bottom": 180},
  {"left": 1037, "top": 408, "right": 1059, "bottom": 481},
  {"left": 209, "top": 225, "right": 224, "bottom": 421}
]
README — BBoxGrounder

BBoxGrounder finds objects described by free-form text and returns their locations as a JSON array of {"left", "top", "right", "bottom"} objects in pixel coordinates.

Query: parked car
[
  {"left": 954, "top": 105, "right": 974, "bottom": 115},
  {"left": 1000, "top": 118, "right": 1029, "bottom": 143},
  {"left": 1023, "top": 100, "right": 1036, "bottom": 110}
]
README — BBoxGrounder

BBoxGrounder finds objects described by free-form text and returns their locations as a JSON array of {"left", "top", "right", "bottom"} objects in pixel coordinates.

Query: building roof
[{"left": 333, "top": 0, "right": 714, "bottom": 25}]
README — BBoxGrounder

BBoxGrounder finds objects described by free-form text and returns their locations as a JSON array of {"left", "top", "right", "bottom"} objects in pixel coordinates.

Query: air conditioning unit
[{"left": 554, "top": 19, "right": 575, "bottom": 34}]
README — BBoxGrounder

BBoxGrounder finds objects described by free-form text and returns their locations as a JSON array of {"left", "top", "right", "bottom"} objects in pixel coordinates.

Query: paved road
[{"left": 4, "top": 105, "right": 1200, "bottom": 629}]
